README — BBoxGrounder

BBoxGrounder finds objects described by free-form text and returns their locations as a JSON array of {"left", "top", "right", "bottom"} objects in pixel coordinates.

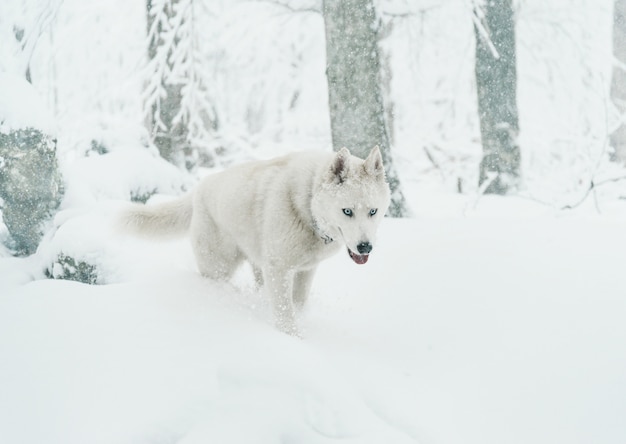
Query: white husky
[{"left": 120, "top": 147, "right": 391, "bottom": 335}]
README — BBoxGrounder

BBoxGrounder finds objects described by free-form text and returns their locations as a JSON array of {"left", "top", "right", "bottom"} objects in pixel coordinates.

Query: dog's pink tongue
[{"left": 348, "top": 248, "right": 369, "bottom": 265}]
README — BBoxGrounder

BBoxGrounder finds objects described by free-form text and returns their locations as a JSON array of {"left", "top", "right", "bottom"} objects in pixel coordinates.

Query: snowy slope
[{"left": 1, "top": 193, "right": 626, "bottom": 444}]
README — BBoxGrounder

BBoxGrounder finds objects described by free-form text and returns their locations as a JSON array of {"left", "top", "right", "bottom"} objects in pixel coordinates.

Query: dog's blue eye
[
  {"left": 342, "top": 208, "right": 353, "bottom": 217},
  {"left": 369, "top": 208, "right": 378, "bottom": 216}
]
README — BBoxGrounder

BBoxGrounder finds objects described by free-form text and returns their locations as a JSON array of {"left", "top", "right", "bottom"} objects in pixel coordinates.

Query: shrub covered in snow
[
  {"left": 0, "top": 127, "right": 64, "bottom": 256},
  {"left": 0, "top": 73, "right": 63, "bottom": 256},
  {"left": 45, "top": 252, "right": 99, "bottom": 285}
]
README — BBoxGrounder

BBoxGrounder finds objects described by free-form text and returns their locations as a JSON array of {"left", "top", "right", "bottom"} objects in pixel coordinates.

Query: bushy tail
[{"left": 118, "top": 193, "right": 193, "bottom": 238}]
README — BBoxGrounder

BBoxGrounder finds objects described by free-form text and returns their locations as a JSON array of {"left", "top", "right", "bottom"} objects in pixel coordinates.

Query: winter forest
[{"left": 2, "top": 0, "right": 626, "bottom": 443}]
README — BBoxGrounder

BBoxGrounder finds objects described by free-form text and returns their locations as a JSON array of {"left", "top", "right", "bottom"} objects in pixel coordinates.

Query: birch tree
[
  {"left": 473, "top": 0, "right": 521, "bottom": 194},
  {"left": 322, "top": 0, "right": 407, "bottom": 217}
]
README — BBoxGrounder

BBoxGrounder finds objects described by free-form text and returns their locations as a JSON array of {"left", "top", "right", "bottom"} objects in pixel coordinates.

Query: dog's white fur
[{"left": 119, "top": 147, "right": 391, "bottom": 335}]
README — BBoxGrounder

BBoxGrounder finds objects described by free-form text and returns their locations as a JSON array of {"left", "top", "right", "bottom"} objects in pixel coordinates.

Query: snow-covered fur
[{"left": 119, "top": 147, "right": 391, "bottom": 335}]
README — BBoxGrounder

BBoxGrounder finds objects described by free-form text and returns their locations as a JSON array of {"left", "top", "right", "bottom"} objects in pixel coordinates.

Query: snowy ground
[{"left": 1, "top": 188, "right": 626, "bottom": 444}]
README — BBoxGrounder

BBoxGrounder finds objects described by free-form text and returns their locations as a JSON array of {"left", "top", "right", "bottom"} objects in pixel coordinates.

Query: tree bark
[
  {"left": 611, "top": 0, "right": 626, "bottom": 162},
  {"left": 474, "top": 0, "right": 521, "bottom": 194},
  {"left": 322, "top": 0, "right": 407, "bottom": 217}
]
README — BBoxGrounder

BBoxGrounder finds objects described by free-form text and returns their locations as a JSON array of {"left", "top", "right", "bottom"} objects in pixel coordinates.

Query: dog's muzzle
[{"left": 348, "top": 242, "right": 372, "bottom": 264}]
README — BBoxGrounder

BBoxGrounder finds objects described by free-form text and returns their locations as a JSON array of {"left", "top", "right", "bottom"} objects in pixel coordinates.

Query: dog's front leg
[
  {"left": 293, "top": 268, "right": 316, "bottom": 311},
  {"left": 264, "top": 267, "right": 298, "bottom": 336}
]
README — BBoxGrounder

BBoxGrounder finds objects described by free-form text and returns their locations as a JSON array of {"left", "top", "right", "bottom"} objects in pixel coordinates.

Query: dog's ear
[
  {"left": 328, "top": 147, "right": 351, "bottom": 184},
  {"left": 363, "top": 146, "right": 385, "bottom": 179}
]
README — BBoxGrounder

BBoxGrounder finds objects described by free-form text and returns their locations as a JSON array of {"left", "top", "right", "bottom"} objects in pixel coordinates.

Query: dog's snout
[{"left": 357, "top": 242, "right": 372, "bottom": 254}]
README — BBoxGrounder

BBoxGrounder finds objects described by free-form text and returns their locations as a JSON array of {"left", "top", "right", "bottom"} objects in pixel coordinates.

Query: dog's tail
[{"left": 118, "top": 193, "right": 193, "bottom": 238}]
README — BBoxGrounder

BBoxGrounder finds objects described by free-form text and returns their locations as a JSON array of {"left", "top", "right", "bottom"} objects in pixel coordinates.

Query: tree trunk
[
  {"left": 474, "top": 0, "right": 521, "bottom": 195},
  {"left": 322, "top": 0, "right": 407, "bottom": 217},
  {"left": 611, "top": 0, "right": 626, "bottom": 162}
]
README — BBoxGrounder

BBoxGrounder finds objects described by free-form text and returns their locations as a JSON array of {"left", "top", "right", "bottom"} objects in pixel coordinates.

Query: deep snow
[{"left": 1, "top": 190, "right": 626, "bottom": 444}]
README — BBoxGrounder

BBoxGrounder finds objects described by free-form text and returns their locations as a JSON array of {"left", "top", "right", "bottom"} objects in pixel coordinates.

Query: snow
[
  {"left": 2, "top": 189, "right": 626, "bottom": 444},
  {"left": 59, "top": 147, "right": 190, "bottom": 207},
  {"left": 0, "top": 73, "right": 55, "bottom": 134}
]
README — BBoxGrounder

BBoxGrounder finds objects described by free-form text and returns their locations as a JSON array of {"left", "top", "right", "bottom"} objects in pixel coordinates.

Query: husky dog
[{"left": 120, "top": 147, "right": 391, "bottom": 335}]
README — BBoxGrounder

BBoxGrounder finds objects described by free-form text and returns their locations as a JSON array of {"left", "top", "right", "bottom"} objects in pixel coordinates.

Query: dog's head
[{"left": 312, "top": 146, "right": 391, "bottom": 264}]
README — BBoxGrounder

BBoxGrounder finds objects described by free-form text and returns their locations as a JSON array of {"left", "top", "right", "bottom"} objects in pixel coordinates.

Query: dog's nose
[{"left": 357, "top": 242, "right": 372, "bottom": 254}]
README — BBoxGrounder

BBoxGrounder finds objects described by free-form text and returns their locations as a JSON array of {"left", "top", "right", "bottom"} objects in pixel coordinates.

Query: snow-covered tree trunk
[
  {"left": 146, "top": 0, "right": 188, "bottom": 168},
  {"left": 473, "top": 0, "right": 521, "bottom": 194},
  {"left": 0, "top": 128, "right": 63, "bottom": 256},
  {"left": 611, "top": 0, "right": 626, "bottom": 162},
  {"left": 145, "top": 0, "right": 218, "bottom": 170},
  {"left": 322, "top": 0, "right": 407, "bottom": 217}
]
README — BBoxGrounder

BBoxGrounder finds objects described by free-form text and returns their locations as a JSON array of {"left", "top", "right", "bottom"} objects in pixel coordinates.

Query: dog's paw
[{"left": 275, "top": 318, "right": 301, "bottom": 338}]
